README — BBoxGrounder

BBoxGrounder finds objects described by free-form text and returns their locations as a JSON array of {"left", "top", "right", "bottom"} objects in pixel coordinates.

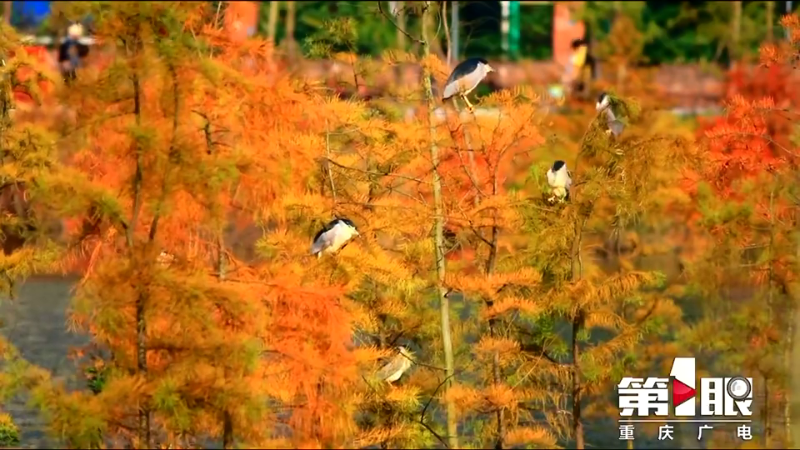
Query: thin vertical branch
[
  {"left": 325, "top": 119, "right": 337, "bottom": 204},
  {"left": 267, "top": 1, "right": 279, "bottom": 43},
  {"left": 767, "top": 0, "right": 775, "bottom": 42},
  {"left": 441, "top": 1, "right": 452, "bottom": 68},
  {"left": 285, "top": 1, "right": 297, "bottom": 58},
  {"left": 128, "top": 43, "right": 151, "bottom": 449},
  {"left": 396, "top": 1, "right": 406, "bottom": 50},
  {"left": 732, "top": 1, "right": 743, "bottom": 60},
  {"left": 422, "top": 2, "right": 459, "bottom": 448}
]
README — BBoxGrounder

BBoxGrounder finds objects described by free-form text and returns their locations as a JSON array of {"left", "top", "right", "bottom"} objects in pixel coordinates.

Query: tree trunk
[
  {"left": 572, "top": 316, "right": 584, "bottom": 449},
  {"left": 451, "top": 1, "right": 460, "bottom": 63},
  {"left": 423, "top": 2, "right": 443, "bottom": 59},
  {"left": 267, "top": 1, "right": 279, "bottom": 43},
  {"left": 487, "top": 226, "right": 504, "bottom": 449},
  {"left": 129, "top": 69, "right": 151, "bottom": 450},
  {"left": 219, "top": 235, "right": 233, "bottom": 449},
  {"left": 571, "top": 216, "right": 587, "bottom": 449},
  {"left": 421, "top": 3, "right": 459, "bottom": 449},
  {"left": 767, "top": 0, "right": 774, "bottom": 42},
  {"left": 442, "top": 1, "right": 451, "bottom": 67},
  {"left": 732, "top": 1, "right": 742, "bottom": 60},
  {"left": 396, "top": 1, "right": 406, "bottom": 50},
  {"left": 2, "top": 1, "right": 10, "bottom": 25},
  {"left": 285, "top": 1, "right": 296, "bottom": 58}
]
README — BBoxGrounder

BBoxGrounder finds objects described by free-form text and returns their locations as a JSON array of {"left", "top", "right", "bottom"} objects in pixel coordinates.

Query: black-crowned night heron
[
  {"left": 376, "top": 346, "right": 414, "bottom": 384},
  {"left": 157, "top": 250, "right": 175, "bottom": 267},
  {"left": 59, "top": 22, "right": 89, "bottom": 83},
  {"left": 546, "top": 160, "right": 572, "bottom": 204},
  {"left": 442, "top": 58, "right": 495, "bottom": 114},
  {"left": 310, "top": 218, "right": 359, "bottom": 258},
  {"left": 596, "top": 92, "right": 625, "bottom": 138}
]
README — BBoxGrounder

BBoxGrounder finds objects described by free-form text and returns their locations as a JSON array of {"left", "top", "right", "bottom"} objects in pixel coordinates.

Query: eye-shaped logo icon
[{"left": 727, "top": 376, "right": 752, "bottom": 401}]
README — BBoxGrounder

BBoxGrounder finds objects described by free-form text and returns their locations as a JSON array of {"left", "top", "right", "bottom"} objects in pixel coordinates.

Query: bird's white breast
[
  {"left": 553, "top": 167, "right": 570, "bottom": 188},
  {"left": 325, "top": 223, "right": 355, "bottom": 253}
]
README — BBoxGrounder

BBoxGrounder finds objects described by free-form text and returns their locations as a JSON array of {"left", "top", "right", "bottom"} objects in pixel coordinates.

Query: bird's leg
[
  {"left": 451, "top": 96, "right": 461, "bottom": 112},
  {"left": 462, "top": 94, "right": 475, "bottom": 113}
]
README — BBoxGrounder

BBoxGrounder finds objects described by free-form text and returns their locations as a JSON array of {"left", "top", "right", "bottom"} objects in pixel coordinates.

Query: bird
[
  {"left": 442, "top": 58, "right": 495, "bottom": 114},
  {"left": 547, "top": 160, "right": 573, "bottom": 204},
  {"left": 596, "top": 92, "right": 625, "bottom": 138},
  {"left": 58, "top": 22, "right": 90, "bottom": 83},
  {"left": 376, "top": 346, "right": 414, "bottom": 384},
  {"left": 157, "top": 250, "right": 175, "bottom": 267},
  {"left": 310, "top": 218, "right": 360, "bottom": 258}
]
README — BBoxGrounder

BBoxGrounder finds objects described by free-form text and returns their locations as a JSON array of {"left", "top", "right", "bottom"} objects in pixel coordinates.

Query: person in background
[
  {"left": 566, "top": 38, "right": 595, "bottom": 99},
  {"left": 58, "top": 22, "right": 90, "bottom": 83}
]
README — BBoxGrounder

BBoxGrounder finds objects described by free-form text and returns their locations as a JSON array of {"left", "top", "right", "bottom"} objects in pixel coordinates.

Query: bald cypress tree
[
  {"left": 32, "top": 3, "right": 274, "bottom": 448},
  {"left": 512, "top": 96, "right": 690, "bottom": 448},
  {"left": 0, "top": 19, "right": 63, "bottom": 449}
]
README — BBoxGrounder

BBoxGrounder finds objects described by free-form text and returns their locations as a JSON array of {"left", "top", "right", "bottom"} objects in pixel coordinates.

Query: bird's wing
[
  {"left": 311, "top": 225, "right": 337, "bottom": 254},
  {"left": 604, "top": 107, "right": 617, "bottom": 124},
  {"left": 565, "top": 171, "right": 573, "bottom": 189},
  {"left": 609, "top": 120, "right": 625, "bottom": 137},
  {"left": 376, "top": 354, "right": 404, "bottom": 380},
  {"left": 442, "top": 81, "right": 460, "bottom": 100},
  {"left": 546, "top": 169, "right": 557, "bottom": 187}
]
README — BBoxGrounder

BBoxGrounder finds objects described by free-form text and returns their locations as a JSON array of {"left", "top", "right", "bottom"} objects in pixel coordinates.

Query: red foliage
[
  {"left": 12, "top": 46, "right": 55, "bottom": 106},
  {"left": 693, "top": 63, "right": 797, "bottom": 199}
]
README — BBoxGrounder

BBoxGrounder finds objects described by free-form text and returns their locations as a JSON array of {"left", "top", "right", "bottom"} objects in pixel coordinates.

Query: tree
[
  {"left": 0, "top": 17, "right": 63, "bottom": 449},
  {"left": 680, "top": 13, "right": 800, "bottom": 448},
  {"left": 32, "top": 3, "right": 286, "bottom": 448}
]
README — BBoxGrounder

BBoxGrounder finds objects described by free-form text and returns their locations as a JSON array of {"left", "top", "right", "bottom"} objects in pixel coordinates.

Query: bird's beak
[{"left": 486, "top": 64, "right": 495, "bottom": 73}]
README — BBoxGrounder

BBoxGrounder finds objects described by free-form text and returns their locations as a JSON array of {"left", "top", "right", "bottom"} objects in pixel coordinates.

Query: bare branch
[{"left": 378, "top": 1, "right": 423, "bottom": 44}]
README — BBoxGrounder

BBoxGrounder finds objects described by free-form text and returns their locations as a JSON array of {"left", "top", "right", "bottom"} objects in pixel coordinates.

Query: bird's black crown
[
  {"left": 597, "top": 92, "right": 609, "bottom": 104},
  {"left": 335, "top": 217, "right": 357, "bottom": 229},
  {"left": 571, "top": 38, "right": 588, "bottom": 49},
  {"left": 551, "top": 160, "right": 566, "bottom": 172}
]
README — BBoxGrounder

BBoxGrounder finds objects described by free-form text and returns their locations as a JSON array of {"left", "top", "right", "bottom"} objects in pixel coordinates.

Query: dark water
[{"left": 0, "top": 277, "right": 88, "bottom": 449}]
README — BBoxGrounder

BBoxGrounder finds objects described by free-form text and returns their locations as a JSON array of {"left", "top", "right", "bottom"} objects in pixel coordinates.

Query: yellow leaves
[
  {"left": 584, "top": 311, "right": 626, "bottom": 331},
  {"left": 380, "top": 49, "right": 418, "bottom": 66},
  {"left": 444, "top": 384, "right": 483, "bottom": 414},
  {"left": 484, "top": 296, "right": 543, "bottom": 320},
  {"left": 474, "top": 337, "right": 521, "bottom": 368},
  {"left": 446, "top": 267, "right": 541, "bottom": 302},
  {"left": 421, "top": 54, "right": 451, "bottom": 84},
  {"left": 446, "top": 382, "right": 522, "bottom": 418},
  {"left": 354, "top": 424, "right": 411, "bottom": 449},
  {"left": 505, "top": 426, "right": 558, "bottom": 448},
  {"left": 566, "top": 271, "right": 656, "bottom": 311},
  {"left": 385, "top": 384, "right": 421, "bottom": 405},
  {"left": 457, "top": 194, "right": 522, "bottom": 229},
  {"left": 780, "top": 13, "right": 800, "bottom": 44}
]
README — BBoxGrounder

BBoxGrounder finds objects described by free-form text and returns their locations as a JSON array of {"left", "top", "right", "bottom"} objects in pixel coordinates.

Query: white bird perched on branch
[
  {"left": 442, "top": 58, "right": 496, "bottom": 114},
  {"left": 310, "top": 218, "right": 359, "bottom": 259},
  {"left": 376, "top": 346, "right": 414, "bottom": 384},
  {"left": 596, "top": 92, "right": 625, "bottom": 138},
  {"left": 547, "top": 160, "right": 572, "bottom": 204},
  {"left": 157, "top": 250, "right": 175, "bottom": 267}
]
